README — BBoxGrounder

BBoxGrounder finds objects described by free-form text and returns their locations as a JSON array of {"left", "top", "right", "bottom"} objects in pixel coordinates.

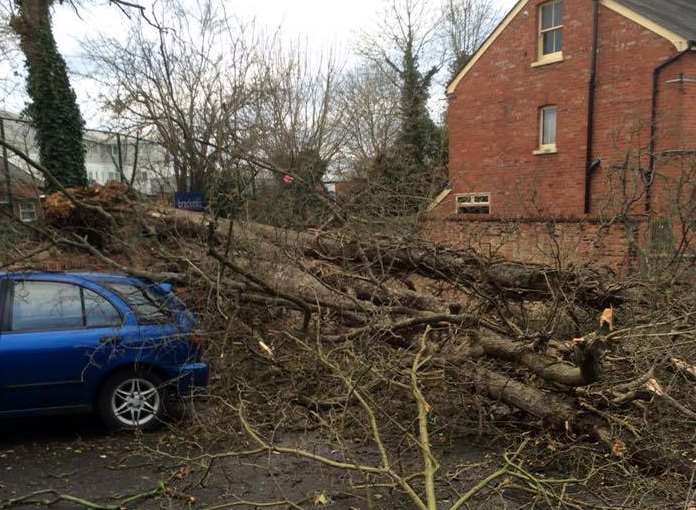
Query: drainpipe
[
  {"left": 584, "top": 0, "right": 600, "bottom": 214},
  {"left": 646, "top": 44, "right": 693, "bottom": 213}
]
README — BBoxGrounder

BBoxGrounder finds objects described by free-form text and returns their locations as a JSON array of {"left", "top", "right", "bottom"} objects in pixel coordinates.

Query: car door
[
  {"left": 0, "top": 278, "right": 136, "bottom": 414},
  {"left": 105, "top": 282, "right": 196, "bottom": 367}
]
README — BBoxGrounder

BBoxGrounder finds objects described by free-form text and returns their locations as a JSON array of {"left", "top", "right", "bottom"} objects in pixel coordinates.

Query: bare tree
[
  {"left": 0, "top": 10, "right": 22, "bottom": 103},
  {"left": 360, "top": 0, "right": 443, "bottom": 83},
  {"left": 255, "top": 41, "right": 344, "bottom": 184},
  {"left": 442, "top": 0, "right": 500, "bottom": 76},
  {"left": 83, "top": 0, "right": 261, "bottom": 194},
  {"left": 338, "top": 63, "right": 401, "bottom": 174}
]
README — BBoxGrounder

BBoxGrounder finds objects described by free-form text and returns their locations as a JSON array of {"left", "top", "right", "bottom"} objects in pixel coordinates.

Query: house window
[
  {"left": 456, "top": 193, "right": 490, "bottom": 215},
  {"left": 19, "top": 202, "right": 37, "bottom": 223},
  {"left": 107, "top": 172, "right": 120, "bottom": 182},
  {"left": 538, "top": 106, "right": 557, "bottom": 152},
  {"left": 0, "top": 194, "right": 8, "bottom": 205},
  {"left": 539, "top": 0, "right": 563, "bottom": 57}
]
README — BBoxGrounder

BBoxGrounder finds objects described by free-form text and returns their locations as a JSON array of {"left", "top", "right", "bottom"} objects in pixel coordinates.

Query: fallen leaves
[
  {"left": 313, "top": 492, "right": 329, "bottom": 506},
  {"left": 611, "top": 439, "right": 626, "bottom": 458},
  {"left": 173, "top": 465, "right": 192, "bottom": 480},
  {"left": 645, "top": 378, "right": 665, "bottom": 397},
  {"left": 671, "top": 358, "right": 696, "bottom": 381},
  {"left": 599, "top": 307, "right": 614, "bottom": 331}
]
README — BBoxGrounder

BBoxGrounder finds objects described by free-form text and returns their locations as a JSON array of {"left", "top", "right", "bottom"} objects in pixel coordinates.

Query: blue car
[{"left": 0, "top": 272, "right": 208, "bottom": 430}]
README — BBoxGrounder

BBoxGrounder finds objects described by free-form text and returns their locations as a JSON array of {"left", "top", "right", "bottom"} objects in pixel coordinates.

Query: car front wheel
[{"left": 98, "top": 370, "right": 166, "bottom": 431}]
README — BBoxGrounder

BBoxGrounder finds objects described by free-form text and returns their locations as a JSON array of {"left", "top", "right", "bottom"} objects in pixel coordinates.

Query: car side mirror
[{"left": 158, "top": 283, "right": 173, "bottom": 294}]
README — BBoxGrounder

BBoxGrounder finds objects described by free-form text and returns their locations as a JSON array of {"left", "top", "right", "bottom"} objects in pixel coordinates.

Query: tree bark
[
  {"left": 305, "top": 235, "right": 627, "bottom": 307},
  {"left": 475, "top": 331, "right": 600, "bottom": 387}
]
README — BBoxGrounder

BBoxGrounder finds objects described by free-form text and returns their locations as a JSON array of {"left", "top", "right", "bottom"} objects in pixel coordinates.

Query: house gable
[
  {"left": 447, "top": 0, "right": 528, "bottom": 96},
  {"left": 447, "top": 0, "right": 691, "bottom": 96}
]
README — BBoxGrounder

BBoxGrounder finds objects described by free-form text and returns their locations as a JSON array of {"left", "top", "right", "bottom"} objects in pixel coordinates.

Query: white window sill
[
  {"left": 531, "top": 52, "right": 564, "bottom": 68},
  {"left": 533, "top": 146, "right": 558, "bottom": 155}
]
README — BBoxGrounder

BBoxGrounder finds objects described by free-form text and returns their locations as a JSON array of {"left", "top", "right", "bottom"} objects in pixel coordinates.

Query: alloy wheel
[{"left": 111, "top": 377, "right": 161, "bottom": 427}]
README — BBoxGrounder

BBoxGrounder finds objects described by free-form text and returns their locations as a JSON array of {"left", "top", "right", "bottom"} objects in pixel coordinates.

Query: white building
[
  {"left": 0, "top": 111, "right": 175, "bottom": 195},
  {"left": 83, "top": 131, "right": 175, "bottom": 195}
]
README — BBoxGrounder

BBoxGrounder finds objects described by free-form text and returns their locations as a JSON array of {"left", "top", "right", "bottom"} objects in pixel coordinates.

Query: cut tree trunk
[
  {"left": 304, "top": 235, "right": 628, "bottom": 308},
  {"left": 475, "top": 331, "right": 600, "bottom": 387}
]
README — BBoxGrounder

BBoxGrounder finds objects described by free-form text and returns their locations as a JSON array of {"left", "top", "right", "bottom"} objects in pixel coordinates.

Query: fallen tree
[{"left": 3, "top": 188, "right": 694, "bottom": 507}]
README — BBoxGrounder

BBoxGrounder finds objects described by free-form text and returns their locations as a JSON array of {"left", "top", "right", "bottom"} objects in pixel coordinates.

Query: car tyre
[{"left": 97, "top": 369, "right": 167, "bottom": 431}]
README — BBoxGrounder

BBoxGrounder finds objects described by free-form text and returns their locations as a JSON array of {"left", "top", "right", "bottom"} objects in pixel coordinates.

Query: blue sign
[{"left": 174, "top": 192, "right": 206, "bottom": 211}]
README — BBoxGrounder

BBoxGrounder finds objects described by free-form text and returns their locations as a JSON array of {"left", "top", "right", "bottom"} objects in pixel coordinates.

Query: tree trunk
[
  {"left": 304, "top": 234, "right": 629, "bottom": 307},
  {"left": 10, "top": 0, "right": 86, "bottom": 190},
  {"left": 475, "top": 331, "right": 601, "bottom": 387}
]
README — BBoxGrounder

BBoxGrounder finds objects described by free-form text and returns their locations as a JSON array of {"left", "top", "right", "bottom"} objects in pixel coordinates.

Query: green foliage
[
  {"left": 21, "top": 10, "right": 86, "bottom": 191},
  {"left": 367, "top": 38, "right": 443, "bottom": 215},
  {"left": 449, "top": 52, "right": 471, "bottom": 80},
  {"left": 268, "top": 147, "right": 330, "bottom": 223},
  {"left": 367, "top": 152, "right": 435, "bottom": 215},
  {"left": 271, "top": 147, "right": 328, "bottom": 187},
  {"left": 395, "top": 39, "right": 441, "bottom": 170}
]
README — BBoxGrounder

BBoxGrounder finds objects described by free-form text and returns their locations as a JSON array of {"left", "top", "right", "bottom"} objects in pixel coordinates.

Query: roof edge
[
  {"left": 601, "top": 0, "right": 690, "bottom": 51},
  {"left": 446, "top": 0, "right": 529, "bottom": 96}
]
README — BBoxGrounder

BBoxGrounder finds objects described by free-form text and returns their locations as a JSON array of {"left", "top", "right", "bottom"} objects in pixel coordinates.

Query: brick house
[
  {"left": 430, "top": 0, "right": 696, "bottom": 268},
  {"left": 0, "top": 160, "right": 42, "bottom": 223}
]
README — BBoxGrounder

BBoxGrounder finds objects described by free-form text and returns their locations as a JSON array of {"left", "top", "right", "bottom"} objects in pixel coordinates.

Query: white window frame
[
  {"left": 0, "top": 194, "right": 9, "bottom": 205},
  {"left": 455, "top": 193, "right": 491, "bottom": 215},
  {"left": 536, "top": 106, "right": 558, "bottom": 154},
  {"left": 19, "top": 202, "right": 37, "bottom": 223},
  {"left": 533, "top": 0, "right": 564, "bottom": 67}
]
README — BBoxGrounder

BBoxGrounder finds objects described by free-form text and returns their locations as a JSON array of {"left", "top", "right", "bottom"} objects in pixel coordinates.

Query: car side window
[
  {"left": 106, "top": 283, "right": 170, "bottom": 324},
  {"left": 12, "top": 281, "right": 83, "bottom": 332},
  {"left": 84, "top": 288, "right": 122, "bottom": 328}
]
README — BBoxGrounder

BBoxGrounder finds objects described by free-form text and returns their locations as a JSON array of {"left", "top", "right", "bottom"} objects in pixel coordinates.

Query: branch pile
[
  {"left": 19, "top": 198, "right": 696, "bottom": 502},
  {"left": 193, "top": 217, "right": 694, "bottom": 477}
]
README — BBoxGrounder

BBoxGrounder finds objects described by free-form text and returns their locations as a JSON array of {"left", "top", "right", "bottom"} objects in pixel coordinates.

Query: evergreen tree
[
  {"left": 392, "top": 31, "right": 441, "bottom": 169},
  {"left": 373, "top": 12, "right": 442, "bottom": 214}
]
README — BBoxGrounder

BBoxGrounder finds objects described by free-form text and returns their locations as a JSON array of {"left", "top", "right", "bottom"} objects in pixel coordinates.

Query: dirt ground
[
  {"left": 0, "top": 414, "right": 515, "bottom": 509},
  {"left": 0, "top": 414, "right": 358, "bottom": 509}
]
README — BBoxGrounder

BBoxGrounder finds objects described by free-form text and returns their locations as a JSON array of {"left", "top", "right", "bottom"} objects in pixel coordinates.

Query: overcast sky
[
  {"left": 4, "top": 0, "right": 517, "bottom": 124},
  {"left": 54, "top": 0, "right": 517, "bottom": 54}
]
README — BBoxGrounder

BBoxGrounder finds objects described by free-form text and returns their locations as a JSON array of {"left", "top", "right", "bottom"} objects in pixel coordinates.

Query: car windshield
[{"left": 104, "top": 282, "right": 174, "bottom": 324}]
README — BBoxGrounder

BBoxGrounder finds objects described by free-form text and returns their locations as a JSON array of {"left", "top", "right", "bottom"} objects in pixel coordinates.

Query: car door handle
[{"left": 99, "top": 336, "right": 122, "bottom": 345}]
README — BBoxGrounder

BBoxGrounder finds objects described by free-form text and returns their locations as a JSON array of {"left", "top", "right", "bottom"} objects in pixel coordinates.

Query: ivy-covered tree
[
  {"left": 361, "top": 0, "right": 444, "bottom": 214},
  {"left": 389, "top": 31, "right": 441, "bottom": 171},
  {"left": 11, "top": 0, "right": 86, "bottom": 190}
]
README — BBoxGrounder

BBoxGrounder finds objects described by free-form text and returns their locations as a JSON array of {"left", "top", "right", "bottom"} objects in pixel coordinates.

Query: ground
[
  {"left": 0, "top": 414, "right": 517, "bottom": 509},
  {"left": 0, "top": 414, "right": 356, "bottom": 508}
]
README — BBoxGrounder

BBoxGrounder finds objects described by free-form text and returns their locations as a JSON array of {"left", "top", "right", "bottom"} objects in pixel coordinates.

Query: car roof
[{"left": 0, "top": 271, "right": 148, "bottom": 286}]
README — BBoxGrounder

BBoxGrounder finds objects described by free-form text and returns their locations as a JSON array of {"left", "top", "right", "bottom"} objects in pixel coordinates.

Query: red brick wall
[
  {"left": 437, "top": 0, "right": 696, "bottom": 268},
  {"left": 423, "top": 217, "right": 637, "bottom": 272},
  {"left": 651, "top": 54, "right": 696, "bottom": 218},
  {"left": 445, "top": 0, "right": 683, "bottom": 220}
]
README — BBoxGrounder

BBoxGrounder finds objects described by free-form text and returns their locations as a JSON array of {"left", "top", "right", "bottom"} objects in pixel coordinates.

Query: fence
[{"left": 0, "top": 114, "right": 176, "bottom": 212}]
